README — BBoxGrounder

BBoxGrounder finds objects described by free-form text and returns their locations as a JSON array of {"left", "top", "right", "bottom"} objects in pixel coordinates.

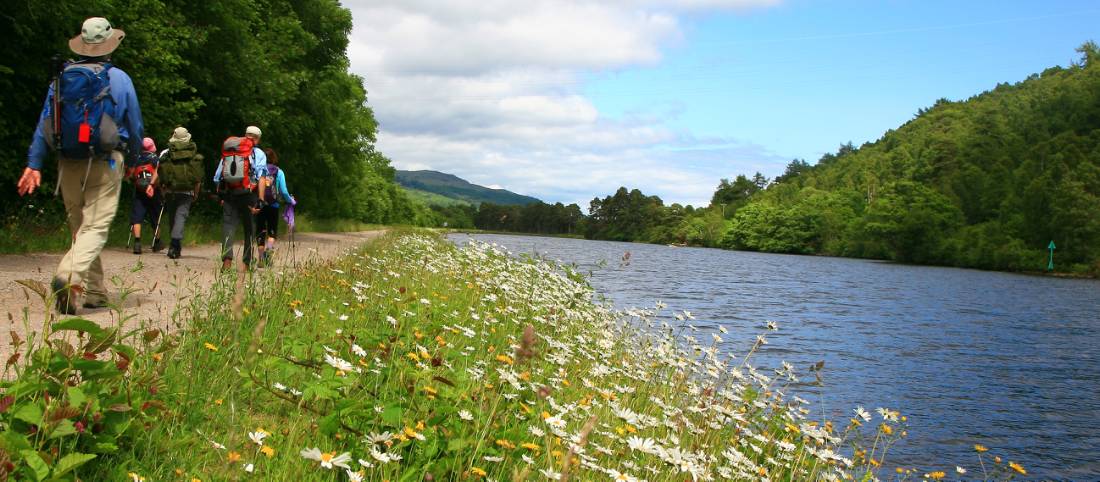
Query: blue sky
[
  {"left": 584, "top": 0, "right": 1100, "bottom": 166},
  {"left": 347, "top": 0, "right": 1099, "bottom": 207}
]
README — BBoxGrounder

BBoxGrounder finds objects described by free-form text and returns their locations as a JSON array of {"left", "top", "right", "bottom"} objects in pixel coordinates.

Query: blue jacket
[
  {"left": 213, "top": 146, "right": 267, "bottom": 185},
  {"left": 27, "top": 64, "right": 144, "bottom": 170}
]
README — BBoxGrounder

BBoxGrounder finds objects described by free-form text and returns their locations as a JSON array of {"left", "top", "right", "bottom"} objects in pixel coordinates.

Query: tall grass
[{"left": 1, "top": 232, "right": 1027, "bottom": 481}]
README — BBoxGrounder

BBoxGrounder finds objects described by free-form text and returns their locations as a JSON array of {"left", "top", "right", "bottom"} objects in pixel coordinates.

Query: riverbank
[{"left": 0, "top": 232, "right": 1028, "bottom": 480}]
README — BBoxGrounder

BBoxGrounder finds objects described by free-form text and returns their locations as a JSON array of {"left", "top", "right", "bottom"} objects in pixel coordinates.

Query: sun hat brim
[{"left": 68, "top": 28, "right": 125, "bottom": 57}]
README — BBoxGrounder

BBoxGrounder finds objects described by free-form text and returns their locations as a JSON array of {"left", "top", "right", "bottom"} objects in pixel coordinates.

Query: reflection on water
[{"left": 450, "top": 233, "right": 1100, "bottom": 479}]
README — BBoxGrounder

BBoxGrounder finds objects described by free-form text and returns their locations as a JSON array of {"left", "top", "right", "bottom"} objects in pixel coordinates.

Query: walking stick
[{"left": 151, "top": 196, "right": 166, "bottom": 249}]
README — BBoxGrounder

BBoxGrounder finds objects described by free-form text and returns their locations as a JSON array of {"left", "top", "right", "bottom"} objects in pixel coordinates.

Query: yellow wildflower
[
  {"left": 423, "top": 386, "right": 438, "bottom": 396},
  {"left": 470, "top": 467, "right": 487, "bottom": 478},
  {"left": 406, "top": 352, "right": 420, "bottom": 362},
  {"left": 496, "top": 439, "right": 515, "bottom": 449},
  {"left": 1008, "top": 462, "right": 1026, "bottom": 475},
  {"left": 521, "top": 442, "right": 540, "bottom": 451},
  {"left": 227, "top": 451, "right": 241, "bottom": 463},
  {"left": 261, "top": 446, "right": 275, "bottom": 458},
  {"left": 926, "top": 471, "right": 945, "bottom": 480},
  {"left": 214, "top": 399, "right": 223, "bottom": 406},
  {"left": 974, "top": 444, "right": 988, "bottom": 453},
  {"left": 880, "top": 423, "right": 893, "bottom": 435},
  {"left": 204, "top": 342, "right": 218, "bottom": 352},
  {"left": 496, "top": 354, "right": 514, "bottom": 365},
  {"left": 416, "top": 420, "right": 426, "bottom": 430}
]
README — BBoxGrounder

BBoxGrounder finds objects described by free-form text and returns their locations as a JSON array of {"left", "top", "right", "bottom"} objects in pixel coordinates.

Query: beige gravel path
[{"left": 0, "top": 230, "right": 383, "bottom": 361}]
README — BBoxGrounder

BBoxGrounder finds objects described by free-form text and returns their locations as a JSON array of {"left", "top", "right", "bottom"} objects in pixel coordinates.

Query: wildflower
[
  {"left": 1008, "top": 462, "right": 1026, "bottom": 475},
  {"left": 358, "top": 459, "right": 374, "bottom": 468},
  {"left": 404, "top": 426, "right": 426, "bottom": 440},
  {"left": 204, "top": 342, "right": 218, "bottom": 352},
  {"left": 626, "top": 436, "right": 657, "bottom": 454},
  {"left": 974, "top": 444, "right": 988, "bottom": 453},
  {"left": 370, "top": 447, "right": 395, "bottom": 464},
  {"left": 470, "top": 466, "right": 488, "bottom": 477},
  {"left": 248, "top": 430, "right": 268, "bottom": 446},
  {"left": 459, "top": 410, "right": 474, "bottom": 421},
  {"left": 879, "top": 423, "right": 893, "bottom": 435},
  {"left": 261, "top": 446, "right": 275, "bottom": 458},
  {"left": 955, "top": 466, "right": 966, "bottom": 475},
  {"left": 544, "top": 415, "right": 566, "bottom": 429},
  {"left": 496, "top": 354, "right": 514, "bottom": 365},
  {"left": 300, "top": 448, "right": 352, "bottom": 469},
  {"left": 244, "top": 463, "right": 254, "bottom": 473},
  {"left": 495, "top": 439, "right": 516, "bottom": 449},
  {"left": 128, "top": 473, "right": 145, "bottom": 482},
  {"left": 608, "top": 469, "right": 639, "bottom": 482},
  {"left": 352, "top": 344, "right": 368, "bottom": 357},
  {"left": 483, "top": 455, "right": 504, "bottom": 462},
  {"left": 347, "top": 469, "right": 365, "bottom": 482},
  {"left": 876, "top": 407, "right": 899, "bottom": 422},
  {"left": 211, "top": 440, "right": 226, "bottom": 450},
  {"left": 366, "top": 431, "right": 393, "bottom": 444},
  {"left": 539, "top": 468, "right": 563, "bottom": 480},
  {"left": 854, "top": 406, "right": 871, "bottom": 422},
  {"left": 521, "top": 442, "right": 541, "bottom": 451},
  {"left": 925, "top": 471, "right": 945, "bottom": 480},
  {"left": 324, "top": 353, "right": 356, "bottom": 372},
  {"left": 227, "top": 451, "right": 241, "bottom": 463}
]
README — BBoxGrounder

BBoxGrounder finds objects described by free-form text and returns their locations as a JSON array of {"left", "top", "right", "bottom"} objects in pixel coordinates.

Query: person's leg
[
  {"left": 255, "top": 208, "right": 268, "bottom": 262},
  {"left": 130, "top": 190, "right": 146, "bottom": 254},
  {"left": 56, "top": 152, "right": 123, "bottom": 307},
  {"left": 221, "top": 195, "right": 240, "bottom": 268},
  {"left": 170, "top": 193, "right": 193, "bottom": 258},
  {"left": 83, "top": 255, "right": 108, "bottom": 308},
  {"left": 239, "top": 194, "right": 255, "bottom": 269}
]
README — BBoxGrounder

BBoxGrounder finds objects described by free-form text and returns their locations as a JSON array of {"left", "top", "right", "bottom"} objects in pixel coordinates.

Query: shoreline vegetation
[
  {"left": 0, "top": 231, "right": 1028, "bottom": 480},
  {"left": 423, "top": 44, "right": 1100, "bottom": 279}
]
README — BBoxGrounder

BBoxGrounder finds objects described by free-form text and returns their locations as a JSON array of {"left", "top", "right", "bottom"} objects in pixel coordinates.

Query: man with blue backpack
[
  {"left": 214, "top": 125, "right": 267, "bottom": 271},
  {"left": 16, "top": 17, "right": 144, "bottom": 314}
]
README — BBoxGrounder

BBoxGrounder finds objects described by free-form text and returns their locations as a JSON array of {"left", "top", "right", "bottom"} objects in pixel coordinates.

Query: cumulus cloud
[{"left": 344, "top": 0, "right": 783, "bottom": 207}]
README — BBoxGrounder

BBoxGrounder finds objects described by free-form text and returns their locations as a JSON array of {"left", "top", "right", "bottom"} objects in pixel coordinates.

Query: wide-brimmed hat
[
  {"left": 69, "top": 17, "right": 125, "bottom": 57},
  {"left": 170, "top": 126, "right": 192, "bottom": 143}
]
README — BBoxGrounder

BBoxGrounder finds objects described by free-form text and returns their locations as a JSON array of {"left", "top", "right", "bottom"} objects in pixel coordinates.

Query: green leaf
[
  {"left": 19, "top": 450, "right": 49, "bottom": 481},
  {"left": 92, "top": 442, "right": 118, "bottom": 454},
  {"left": 446, "top": 438, "right": 469, "bottom": 452},
  {"left": 52, "top": 452, "right": 97, "bottom": 477},
  {"left": 0, "top": 430, "right": 32, "bottom": 451},
  {"left": 318, "top": 412, "right": 341, "bottom": 436},
  {"left": 66, "top": 386, "right": 87, "bottom": 408},
  {"left": 381, "top": 405, "right": 402, "bottom": 428},
  {"left": 13, "top": 403, "right": 43, "bottom": 426},
  {"left": 82, "top": 328, "right": 117, "bottom": 355},
  {"left": 49, "top": 420, "right": 77, "bottom": 439},
  {"left": 51, "top": 318, "right": 104, "bottom": 335}
]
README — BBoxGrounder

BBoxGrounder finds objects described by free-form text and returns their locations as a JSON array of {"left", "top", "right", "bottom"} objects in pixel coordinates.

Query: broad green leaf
[
  {"left": 51, "top": 318, "right": 104, "bottom": 335},
  {"left": 0, "top": 430, "right": 32, "bottom": 451},
  {"left": 318, "top": 412, "right": 341, "bottom": 436},
  {"left": 13, "top": 403, "right": 43, "bottom": 426},
  {"left": 19, "top": 450, "right": 49, "bottom": 481},
  {"left": 381, "top": 405, "right": 402, "bottom": 428},
  {"left": 52, "top": 452, "right": 97, "bottom": 477},
  {"left": 49, "top": 420, "right": 77, "bottom": 439},
  {"left": 66, "top": 386, "right": 87, "bottom": 408}
]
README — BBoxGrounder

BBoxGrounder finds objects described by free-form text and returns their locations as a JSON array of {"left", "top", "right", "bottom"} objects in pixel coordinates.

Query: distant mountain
[{"left": 395, "top": 170, "right": 541, "bottom": 206}]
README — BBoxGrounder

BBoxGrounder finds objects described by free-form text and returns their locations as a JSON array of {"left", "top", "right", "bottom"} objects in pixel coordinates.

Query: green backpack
[{"left": 159, "top": 140, "right": 204, "bottom": 191}]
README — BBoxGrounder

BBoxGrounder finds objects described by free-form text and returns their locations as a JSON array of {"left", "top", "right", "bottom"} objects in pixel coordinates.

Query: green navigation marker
[{"left": 1047, "top": 240, "right": 1056, "bottom": 271}]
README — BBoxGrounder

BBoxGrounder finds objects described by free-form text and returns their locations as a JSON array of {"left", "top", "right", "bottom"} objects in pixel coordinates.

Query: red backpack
[{"left": 220, "top": 136, "right": 255, "bottom": 190}]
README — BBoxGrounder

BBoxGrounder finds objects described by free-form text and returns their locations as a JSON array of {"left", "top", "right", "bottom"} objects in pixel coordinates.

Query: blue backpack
[{"left": 51, "top": 62, "right": 120, "bottom": 159}]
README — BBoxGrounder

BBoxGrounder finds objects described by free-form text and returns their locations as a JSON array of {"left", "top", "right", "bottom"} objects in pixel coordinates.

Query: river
[{"left": 449, "top": 233, "right": 1100, "bottom": 479}]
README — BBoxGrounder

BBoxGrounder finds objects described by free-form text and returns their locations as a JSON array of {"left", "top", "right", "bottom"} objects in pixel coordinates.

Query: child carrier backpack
[
  {"left": 48, "top": 62, "right": 120, "bottom": 159},
  {"left": 131, "top": 152, "right": 157, "bottom": 189},
  {"left": 262, "top": 165, "right": 280, "bottom": 203},
  {"left": 220, "top": 136, "right": 255, "bottom": 190}
]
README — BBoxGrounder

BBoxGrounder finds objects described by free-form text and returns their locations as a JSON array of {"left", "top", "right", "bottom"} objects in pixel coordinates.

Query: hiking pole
[{"left": 151, "top": 199, "right": 166, "bottom": 250}]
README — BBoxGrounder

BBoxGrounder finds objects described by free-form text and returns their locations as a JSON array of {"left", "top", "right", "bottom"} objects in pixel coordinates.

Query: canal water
[{"left": 450, "top": 233, "right": 1100, "bottom": 479}]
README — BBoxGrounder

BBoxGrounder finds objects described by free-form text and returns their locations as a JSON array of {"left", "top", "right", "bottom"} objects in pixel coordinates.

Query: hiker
[
  {"left": 213, "top": 125, "right": 267, "bottom": 271},
  {"left": 16, "top": 17, "right": 144, "bottom": 314},
  {"left": 255, "top": 148, "right": 296, "bottom": 266},
  {"left": 127, "top": 137, "right": 163, "bottom": 254},
  {"left": 157, "top": 126, "right": 204, "bottom": 259}
]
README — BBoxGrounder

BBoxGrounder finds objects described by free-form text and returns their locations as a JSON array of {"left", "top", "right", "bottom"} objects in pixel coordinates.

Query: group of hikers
[{"left": 15, "top": 17, "right": 296, "bottom": 315}]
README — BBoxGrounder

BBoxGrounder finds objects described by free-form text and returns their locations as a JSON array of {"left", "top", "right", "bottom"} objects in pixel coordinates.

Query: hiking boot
[
  {"left": 151, "top": 238, "right": 165, "bottom": 253},
  {"left": 51, "top": 278, "right": 78, "bottom": 315},
  {"left": 132, "top": 238, "right": 142, "bottom": 255},
  {"left": 167, "top": 238, "right": 182, "bottom": 259}
]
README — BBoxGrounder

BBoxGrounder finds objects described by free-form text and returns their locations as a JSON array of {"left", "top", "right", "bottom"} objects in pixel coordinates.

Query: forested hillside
[
  {"left": 721, "top": 42, "right": 1100, "bottom": 272},
  {"left": 0, "top": 0, "right": 421, "bottom": 231},
  {"left": 395, "top": 170, "right": 542, "bottom": 206}
]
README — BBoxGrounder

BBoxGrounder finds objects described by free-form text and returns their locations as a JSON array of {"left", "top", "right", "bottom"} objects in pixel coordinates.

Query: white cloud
[{"left": 344, "top": 0, "right": 783, "bottom": 207}]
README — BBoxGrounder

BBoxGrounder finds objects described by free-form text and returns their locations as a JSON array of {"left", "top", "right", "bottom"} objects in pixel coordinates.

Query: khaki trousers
[{"left": 56, "top": 151, "right": 124, "bottom": 301}]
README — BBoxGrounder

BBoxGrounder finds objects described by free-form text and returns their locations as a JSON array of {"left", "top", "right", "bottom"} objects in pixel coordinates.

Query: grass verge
[{"left": 0, "top": 231, "right": 1028, "bottom": 481}]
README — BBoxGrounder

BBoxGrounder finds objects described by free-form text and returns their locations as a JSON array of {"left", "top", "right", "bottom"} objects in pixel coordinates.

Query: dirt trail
[{"left": 0, "top": 231, "right": 383, "bottom": 361}]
